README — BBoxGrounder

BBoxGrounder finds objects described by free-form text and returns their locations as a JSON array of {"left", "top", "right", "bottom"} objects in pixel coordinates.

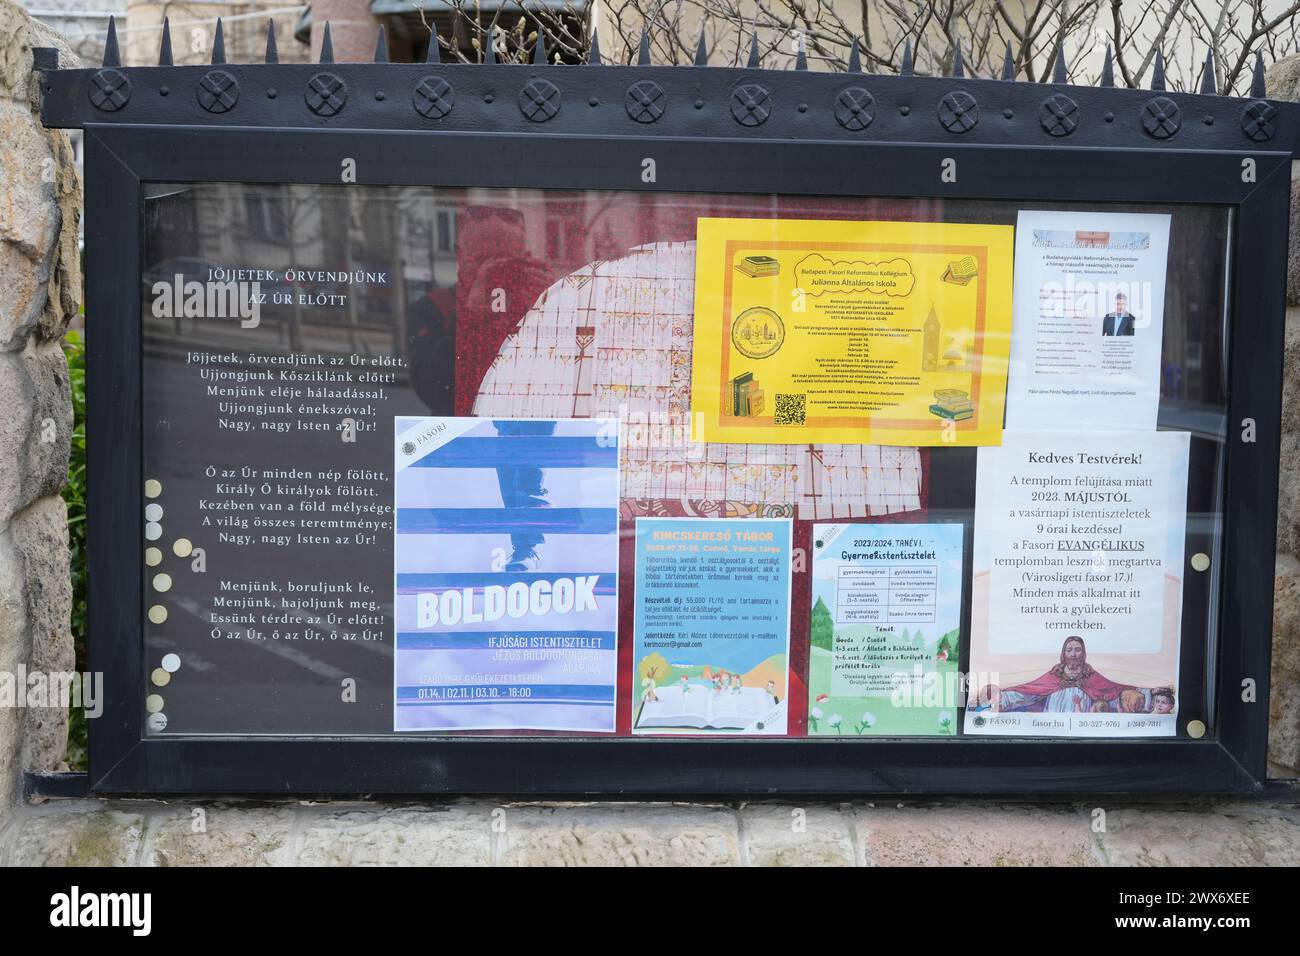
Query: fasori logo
[{"left": 49, "top": 886, "right": 151, "bottom": 936}]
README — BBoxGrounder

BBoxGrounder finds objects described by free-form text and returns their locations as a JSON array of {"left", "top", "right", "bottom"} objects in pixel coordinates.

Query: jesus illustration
[{"left": 995, "top": 636, "right": 1162, "bottom": 714}]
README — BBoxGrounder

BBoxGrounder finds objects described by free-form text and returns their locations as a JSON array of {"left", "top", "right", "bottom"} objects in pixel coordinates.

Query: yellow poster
[{"left": 690, "top": 218, "right": 1015, "bottom": 445}]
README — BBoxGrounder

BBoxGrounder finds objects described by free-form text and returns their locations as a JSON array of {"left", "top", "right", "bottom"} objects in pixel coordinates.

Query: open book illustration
[{"left": 634, "top": 681, "right": 786, "bottom": 733}]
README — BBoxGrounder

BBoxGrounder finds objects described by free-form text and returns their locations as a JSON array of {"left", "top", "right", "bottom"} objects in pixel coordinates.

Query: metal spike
[
  {"left": 901, "top": 40, "right": 913, "bottom": 76},
  {"left": 158, "top": 17, "right": 173, "bottom": 66},
  {"left": 747, "top": 32, "right": 760, "bottom": 68},
  {"left": 952, "top": 41, "right": 963, "bottom": 78},
  {"left": 1053, "top": 45, "right": 1067, "bottom": 83},
  {"left": 795, "top": 33, "right": 807, "bottom": 70},
  {"left": 212, "top": 17, "right": 226, "bottom": 64},
  {"left": 1252, "top": 50, "right": 1267, "bottom": 97},
  {"left": 694, "top": 25, "right": 708, "bottom": 65},
  {"left": 103, "top": 15, "right": 120, "bottom": 67},
  {"left": 587, "top": 28, "right": 602, "bottom": 65},
  {"left": 426, "top": 24, "right": 441, "bottom": 63},
  {"left": 374, "top": 25, "right": 388, "bottom": 62},
  {"left": 1100, "top": 44, "right": 1115, "bottom": 87},
  {"left": 1200, "top": 48, "right": 1216, "bottom": 94},
  {"left": 319, "top": 23, "right": 334, "bottom": 63},
  {"left": 1151, "top": 49, "right": 1166, "bottom": 90},
  {"left": 848, "top": 37, "right": 861, "bottom": 73},
  {"left": 533, "top": 29, "right": 547, "bottom": 65},
  {"left": 264, "top": 19, "right": 278, "bottom": 64},
  {"left": 1001, "top": 40, "right": 1014, "bottom": 80},
  {"left": 637, "top": 29, "right": 650, "bottom": 65}
]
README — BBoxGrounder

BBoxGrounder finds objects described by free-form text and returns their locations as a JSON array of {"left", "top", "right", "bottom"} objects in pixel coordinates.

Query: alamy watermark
[{"left": 0, "top": 665, "right": 103, "bottom": 718}]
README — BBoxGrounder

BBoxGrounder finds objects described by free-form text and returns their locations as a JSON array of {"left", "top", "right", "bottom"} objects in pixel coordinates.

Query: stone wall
[
  {"left": 0, "top": 0, "right": 81, "bottom": 827},
  {"left": 3, "top": 799, "right": 1300, "bottom": 866},
  {"left": 1266, "top": 61, "right": 1300, "bottom": 775}
]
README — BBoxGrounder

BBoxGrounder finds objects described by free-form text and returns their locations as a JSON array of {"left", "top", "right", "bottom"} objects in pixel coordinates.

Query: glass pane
[{"left": 139, "top": 184, "right": 1227, "bottom": 739}]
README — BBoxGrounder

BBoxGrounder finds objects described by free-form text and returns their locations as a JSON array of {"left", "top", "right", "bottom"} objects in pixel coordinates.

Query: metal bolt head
[
  {"left": 835, "top": 86, "right": 874, "bottom": 131},
  {"left": 625, "top": 79, "right": 665, "bottom": 124},
  {"left": 938, "top": 90, "right": 979, "bottom": 133},
  {"left": 197, "top": 70, "right": 239, "bottom": 114},
  {"left": 1039, "top": 92, "right": 1078, "bottom": 137},
  {"left": 731, "top": 83, "right": 771, "bottom": 127},
  {"left": 305, "top": 72, "right": 348, "bottom": 117},
  {"left": 89, "top": 68, "right": 131, "bottom": 112},
  {"left": 1242, "top": 100, "right": 1277, "bottom": 142},
  {"left": 1142, "top": 96, "right": 1181, "bottom": 139},
  {"left": 413, "top": 76, "right": 454, "bottom": 119},
  {"left": 519, "top": 78, "right": 562, "bottom": 122}
]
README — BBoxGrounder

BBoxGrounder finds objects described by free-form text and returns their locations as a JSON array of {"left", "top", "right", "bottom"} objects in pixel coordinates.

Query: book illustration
[
  {"left": 634, "top": 661, "right": 787, "bottom": 731},
  {"left": 730, "top": 372, "right": 765, "bottom": 417},
  {"left": 942, "top": 255, "right": 979, "bottom": 285},
  {"left": 735, "top": 255, "right": 781, "bottom": 278},
  {"left": 929, "top": 387, "right": 973, "bottom": 421}
]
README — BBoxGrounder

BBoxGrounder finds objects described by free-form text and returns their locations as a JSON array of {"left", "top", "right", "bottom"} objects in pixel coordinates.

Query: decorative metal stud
[
  {"left": 89, "top": 69, "right": 130, "bottom": 112},
  {"left": 938, "top": 90, "right": 979, "bottom": 133},
  {"left": 1040, "top": 93, "right": 1078, "bottom": 136},
  {"left": 626, "top": 79, "right": 666, "bottom": 123},
  {"left": 731, "top": 83, "right": 771, "bottom": 126},
  {"left": 197, "top": 70, "right": 239, "bottom": 114},
  {"left": 1242, "top": 100, "right": 1278, "bottom": 142},
  {"left": 834, "top": 86, "right": 874, "bottom": 131},
  {"left": 519, "top": 78, "right": 562, "bottom": 122},
  {"left": 413, "top": 76, "right": 454, "bottom": 119},
  {"left": 305, "top": 73, "right": 347, "bottom": 116},
  {"left": 1142, "top": 96, "right": 1181, "bottom": 138}
]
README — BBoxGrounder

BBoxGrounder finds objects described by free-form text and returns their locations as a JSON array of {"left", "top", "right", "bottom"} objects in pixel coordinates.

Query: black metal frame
[{"left": 35, "top": 18, "right": 1291, "bottom": 795}]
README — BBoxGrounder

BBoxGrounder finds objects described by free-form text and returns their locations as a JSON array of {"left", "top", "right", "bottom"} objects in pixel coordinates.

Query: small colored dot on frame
[
  {"left": 148, "top": 605, "right": 168, "bottom": 624},
  {"left": 146, "top": 694, "right": 165, "bottom": 713},
  {"left": 173, "top": 538, "right": 193, "bottom": 557},
  {"left": 145, "top": 503, "right": 163, "bottom": 521},
  {"left": 162, "top": 653, "right": 181, "bottom": 673},
  {"left": 145, "top": 547, "right": 163, "bottom": 567},
  {"left": 151, "top": 668, "right": 171, "bottom": 687},
  {"left": 145, "top": 522, "right": 162, "bottom": 541},
  {"left": 152, "top": 573, "right": 173, "bottom": 593},
  {"left": 145, "top": 479, "right": 162, "bottom": 498},
  {"left": 1191, "top": 553, "right": 1210, "bottom": 572}
]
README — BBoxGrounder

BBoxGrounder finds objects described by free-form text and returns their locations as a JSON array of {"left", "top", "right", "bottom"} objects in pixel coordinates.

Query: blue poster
[
  {"left": 392, "top": 417, "right": 620, "bottom": 731},
  {"left": 632, "top": 517, "right": 793, "bottom": 735}
]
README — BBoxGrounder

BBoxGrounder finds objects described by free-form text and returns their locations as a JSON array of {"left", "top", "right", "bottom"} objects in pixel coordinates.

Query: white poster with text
[
  {"left": 965, "top": 430, "right": 1189, "bottom": 738},
  {"left": 1006, "top": 210, "right": 1171, "bottom": 431}
]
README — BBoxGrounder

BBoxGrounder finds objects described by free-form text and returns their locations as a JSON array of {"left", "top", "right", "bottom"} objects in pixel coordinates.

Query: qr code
[{"left": 774, "top": 393, "right": 806, "bottom": 425}]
